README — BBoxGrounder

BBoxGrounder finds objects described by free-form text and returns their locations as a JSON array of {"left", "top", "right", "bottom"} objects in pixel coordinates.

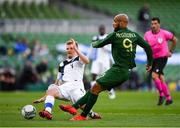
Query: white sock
[
  {"left": 109, "top": 88, "right": 115, "bottom": 94},
  {"left": 45, "top": 95, "right": 55, "bottom": 113},
  {"left": 109, "top": 89, "right": 116, "bottom": 99}
]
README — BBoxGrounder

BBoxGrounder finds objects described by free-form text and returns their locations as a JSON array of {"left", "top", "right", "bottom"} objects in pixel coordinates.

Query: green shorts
[{"left": 96, "top": 66, "right": 130, "bottom": 90}]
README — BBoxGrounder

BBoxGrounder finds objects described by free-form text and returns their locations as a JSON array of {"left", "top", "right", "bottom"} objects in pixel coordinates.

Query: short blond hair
[{"left": 66, "top": 40, "right": 78, "bottom": 47}]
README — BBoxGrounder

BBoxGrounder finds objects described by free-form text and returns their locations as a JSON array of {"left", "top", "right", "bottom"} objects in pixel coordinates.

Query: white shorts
[
  {"left": 91, "top": 61, "right": 110, "bottom": 75},
  {"left": 48, "top": 81, "right": 86, "bottom": 104}
]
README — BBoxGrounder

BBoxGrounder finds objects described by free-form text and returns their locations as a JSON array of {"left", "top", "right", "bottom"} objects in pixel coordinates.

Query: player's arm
[
  {"left": 169, "top": 36, "right": 177, "bottom": 55},
  {"left": 164, "top": 30, "right": 177, "bottom": 57},
  {"left": 137, "top": 34, "right": 153, "bottom": 72},
  {"left": 71, "top": 38, "right": 89, "bottom": 64},
  {"left": 92, "top": 32, "right": 114, "bottom": 48},
  {"left": 55, "top": 71, "right": 63, "bottom": 85},
  {"left": 54, "top": 79, "right": 62, "bottom": 85},
  {"left": 33, "top": 95, "right": 46, "bottom": 104}
]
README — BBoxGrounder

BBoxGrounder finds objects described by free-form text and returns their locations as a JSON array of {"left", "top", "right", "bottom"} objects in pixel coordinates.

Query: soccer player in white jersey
[
  {"left": 34, "top": 38, "right": 101, "bottom": 120},
  {"left": 89, "top": 24, "right": 116, "bottom": 99}
]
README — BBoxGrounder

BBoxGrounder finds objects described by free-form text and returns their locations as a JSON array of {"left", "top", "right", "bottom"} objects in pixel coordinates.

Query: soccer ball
[{"left": 21, "top": 105, "right": 36, "bottom": 119}]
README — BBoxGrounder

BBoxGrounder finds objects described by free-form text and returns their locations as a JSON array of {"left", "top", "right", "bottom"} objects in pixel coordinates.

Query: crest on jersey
[
  {"left": 156, "top": 69, "right": 159, "bottom": 73},
  {"left": 59, "top": 62, "right": 64, "bottom": 67},
  {"left": 158, "top": 37, "right": 163, "bottom": 44}
]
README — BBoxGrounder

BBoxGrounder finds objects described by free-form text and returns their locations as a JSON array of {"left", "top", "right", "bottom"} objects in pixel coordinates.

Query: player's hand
[
  {"left": 146, "top": 64, "right": 152, "bottom": 72},
  {"left": 33, "top": 99, "right": 43, "bottom": 104},
  {"left": 70, "top": 38, "right": 78, "bottom": 51},
  {"left": 70, "top": 38, "right": 75, "bottom": 44},
  {"left": 33, "top": 96, "right": 46, "bottom": 104},
  {"left": 167, "top": 51, "right": 172, "bottom": 57}
]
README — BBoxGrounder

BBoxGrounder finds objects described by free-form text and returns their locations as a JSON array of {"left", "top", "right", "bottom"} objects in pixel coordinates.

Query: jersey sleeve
[
  {"left": 137, "top": 34, "right": 153, "bottom": 66},
  {"left": 78, "top": 57, "right": 85, "bottom": 65},
  {"left": 92, "top": 32, "right": 114, "bottom": 48},
  {"left": 164, "top": 30, "right": 173, "bottom": 40}
]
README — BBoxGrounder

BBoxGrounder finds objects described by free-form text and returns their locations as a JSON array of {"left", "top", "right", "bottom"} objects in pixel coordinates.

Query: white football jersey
[
  {"left": 88, "top": 34, "right": 112, "bottom": 75},
  {"left": 57, "top": 56, "right": 85, "bottom": 82},
  {"left": 89, "top": 34, "right": 111, "bottom": 63}
]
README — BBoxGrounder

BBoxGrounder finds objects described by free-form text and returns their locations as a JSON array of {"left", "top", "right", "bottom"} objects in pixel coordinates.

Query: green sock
[
  {"left": 73, "top": 91, "right": 91, "bottom": 109},
  {"left": 81, "top": 92, "right": 98, "bottom": 117}
]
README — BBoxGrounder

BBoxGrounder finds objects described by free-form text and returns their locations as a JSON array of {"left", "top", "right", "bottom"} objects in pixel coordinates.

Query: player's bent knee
[
  {"left": 46, "top": 88, "right": 59, "bottom": 97},
  {"left": 48, "top": 84, "right": 56, "bottom": 90}
]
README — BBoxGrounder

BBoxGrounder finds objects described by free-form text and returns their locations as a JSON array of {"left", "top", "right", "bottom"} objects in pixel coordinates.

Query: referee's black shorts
[{"left": 151, "top": 57, "right": 168, "bottom": 75}]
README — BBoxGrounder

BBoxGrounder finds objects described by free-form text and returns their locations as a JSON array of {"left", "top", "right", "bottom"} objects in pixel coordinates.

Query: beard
[
  {"left": 67, "top": 54, "right": 73, "bottom": 59},
  {"left": 114, "top": 27, "right": 120, "bottom": 32},
  {"left": 151, "top": 28, "right": 157, "bottom": 33}
]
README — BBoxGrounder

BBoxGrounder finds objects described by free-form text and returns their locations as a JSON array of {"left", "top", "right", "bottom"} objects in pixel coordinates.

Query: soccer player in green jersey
[{"left": 59, "top": 14, "right": 153, "bottom": 121}]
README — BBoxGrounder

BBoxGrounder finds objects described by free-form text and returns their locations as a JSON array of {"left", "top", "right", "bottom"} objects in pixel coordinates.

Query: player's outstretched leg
[
  {"left": 39, "top": 109, "right": 52, "bottom": 120},
  {"left": 59, "top": 104, "right": 77, "bottom": 115},
  {"left": 39, "top": 87, "right": 59, "bottom": 120},
  {"left": 70, "top": 114, "right": 88, "bottom": 121},
  {"left": 70, "top": 84, "right": 101, "bottom": 121},
  {"left": 59, "top": 91, "right": 92, "bottom": 115},
  {"left": 60, "top": 106, "right": 102, "bottom": 120},
  {"left": 39, "top": 95, "right": 54, "bottom": 120}
]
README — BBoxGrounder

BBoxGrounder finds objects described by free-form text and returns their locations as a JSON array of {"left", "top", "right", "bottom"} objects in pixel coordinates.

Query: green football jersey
[{"left": 92, "top": 28, "right": 153, "bottom": 69}]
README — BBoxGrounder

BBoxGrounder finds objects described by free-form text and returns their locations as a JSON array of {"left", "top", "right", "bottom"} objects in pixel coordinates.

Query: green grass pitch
[{"left": 0, "top": 91, "right": 180, "bottom": 127}]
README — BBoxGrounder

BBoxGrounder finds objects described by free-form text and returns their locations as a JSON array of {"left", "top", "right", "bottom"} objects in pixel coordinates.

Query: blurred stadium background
[{"left": 0, "top": 0, "right": 180, "bottom": 92}]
